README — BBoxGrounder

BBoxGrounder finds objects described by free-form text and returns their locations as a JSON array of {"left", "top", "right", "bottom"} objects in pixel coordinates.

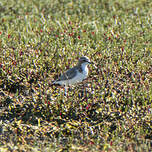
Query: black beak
[
  {"left": 88, "top": 61, "right": 94, "bottom": 64},
  {"left": 89, "top": 61, "right": 97, "bottom": 68}
]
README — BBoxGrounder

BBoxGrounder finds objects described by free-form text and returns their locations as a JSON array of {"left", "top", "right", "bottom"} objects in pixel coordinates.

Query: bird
[{"left": 52, "top": 56, "right": 94, "bottom": 87}]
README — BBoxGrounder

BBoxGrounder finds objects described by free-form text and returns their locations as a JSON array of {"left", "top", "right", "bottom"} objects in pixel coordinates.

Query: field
[{"left": 0, "top": 0, "right": 152, "bottom": 151}]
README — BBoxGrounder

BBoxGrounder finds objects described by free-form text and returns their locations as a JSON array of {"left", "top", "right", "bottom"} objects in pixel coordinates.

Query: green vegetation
[{"left": 0, "top": 0, "right": 152, "bottom": 151}]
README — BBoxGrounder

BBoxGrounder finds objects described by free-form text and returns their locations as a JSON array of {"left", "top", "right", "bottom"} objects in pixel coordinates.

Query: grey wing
[{"left": 57, "top": 67, "right": 77, "bottom": 81}]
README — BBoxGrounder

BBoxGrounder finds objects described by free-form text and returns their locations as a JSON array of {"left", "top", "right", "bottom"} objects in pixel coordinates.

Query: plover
[{"left": 52, "top": 56, "right": 93, "bottom": 86}]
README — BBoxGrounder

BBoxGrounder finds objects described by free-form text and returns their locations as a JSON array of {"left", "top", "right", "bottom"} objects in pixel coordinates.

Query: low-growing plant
[{"left": 0, "top": 0, "right": 152, "bottom": 151}]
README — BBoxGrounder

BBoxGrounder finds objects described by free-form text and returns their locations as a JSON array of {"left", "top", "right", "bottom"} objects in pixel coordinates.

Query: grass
[{"left": 0, "top": 0, "right": 152, "bottom": 151}]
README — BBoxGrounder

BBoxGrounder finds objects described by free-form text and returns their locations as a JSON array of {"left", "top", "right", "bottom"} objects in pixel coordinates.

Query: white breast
[
  {"left": 68, "top": 63, "right": 88, "bottom": 85},
  {"left": 56, "top": 63, "right": 89, "bottom": 86}
]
